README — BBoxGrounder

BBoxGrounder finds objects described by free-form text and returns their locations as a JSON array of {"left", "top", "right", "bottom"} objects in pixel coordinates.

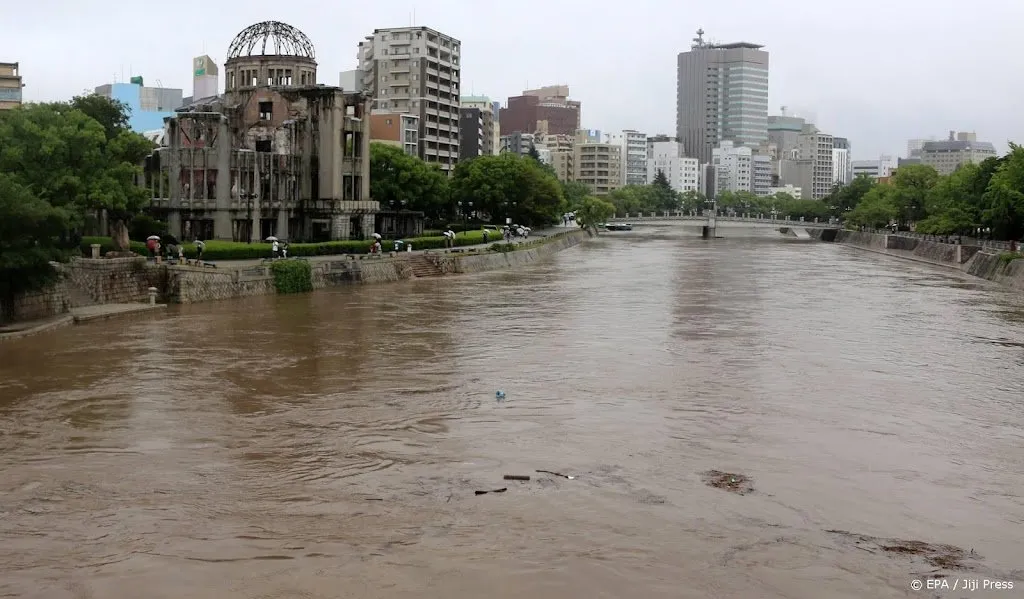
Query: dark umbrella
[{"left": 160, "top": 234, "right": 180, "bottom": 246}]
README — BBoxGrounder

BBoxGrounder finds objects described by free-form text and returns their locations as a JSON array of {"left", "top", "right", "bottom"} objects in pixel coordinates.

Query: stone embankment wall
[
  {"left": 434, "top": 229, "right": 591, "bottom": 275},
  {"left": 1, "top": 257, "right": 158, "bottom": 323},
  {"left": 812, "top": 229, "right": 1022, "bottom": 288},
  {"left": 166, "top": 229, "right": 593, "bottom": 304}
]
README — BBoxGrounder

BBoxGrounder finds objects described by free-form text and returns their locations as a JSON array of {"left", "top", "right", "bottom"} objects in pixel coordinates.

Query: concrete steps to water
[{"left": 407, "top": 255, "right": 444, "bottom": 278}]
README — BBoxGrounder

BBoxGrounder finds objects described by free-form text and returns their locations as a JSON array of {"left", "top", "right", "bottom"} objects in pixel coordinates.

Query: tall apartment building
[
  {"left": 832, "top": 136, "right": 852, "bottom": 185},
  {"left": 0, "top": 62, "right": 24, "bottom": 110},
  {"left": 604, "top": 130, "right": 648, "bottom": 186},
  {"left": 95, "top": 76, "right": 183, "bottom": 131},
  {"left": 752, "top": 155, "right": 772, "bottom": 196},
  {"left": 768, "top": 114, "right": 833, "bottom": 199},
  {"left": 358, "top": 26, "right": 461, "bottom": 172},
  {"left": 799, "top": 127, "right": 833, "bottom": 199},
  {"left": 712, "top": 141, "right": 753, "bottom": 194},
  {"left": 646, "top": 136, "right": 700, "bottom": 193},
  {"left": 499, "top": 84, "right": 581, "bottom": 136},
  {"left": 919, "top": 131, "right": 997, "bottom": 175},
  {"left": 369, "top": 112, "right": 420, "bottom": 155},
  {"left": 677, "top": 30, "right": 769, "bottom": 164},
  {"left": 460, "top": 95, "right": 496, "bottom": 155},
  {"left": 574, "top": 129, "right": 621, "bottom": 195}
]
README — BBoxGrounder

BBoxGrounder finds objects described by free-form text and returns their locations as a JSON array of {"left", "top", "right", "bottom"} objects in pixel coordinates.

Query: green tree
[
  {"left": 0, "top": 100, "right": 152, "bottom": 249},
  {"left": 846, "top": 186, "right": 898, "bottom": 228},
  {"left": 0, "top": 173, "right": 71, "bottom": 321},
  {"left": 369, "top": 142, "right": 450, "bottom": 220},
  {"left": 981, "top": 143, "right": 1024, "bottom": 240},
  {"left": 916, "top": 163, "right": 982, "bottom": 235},
  {"left": 449, "top": 153, "right": 564, "bottom": 227},
  {"left": 561, "top": 180, "right": 591, "bottom": 212},
  {"left": 827, "top": 174, "right": 876, "bottom": 216},
  {"left": 679, "top": 189, "right": 706, "bottom": 213},
  {"left": 607, "top": 185, "right": 659, "bottom": 216},
  {"left": 650, "top": 170, "right": 678, "bottom": 211},
  {"left": 69, "top": 94, "right": 131, "bottom": 141},
  {"left": 575, "top": 196, "right": 616, "bottom": 231},
  {"left": 888, "top": 164, "right": 940, "bottom": 225}
]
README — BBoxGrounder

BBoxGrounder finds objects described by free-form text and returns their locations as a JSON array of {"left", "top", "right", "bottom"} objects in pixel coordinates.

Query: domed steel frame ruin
[{"left": 226, "top": 21, "right": 316, "bottom": 59}]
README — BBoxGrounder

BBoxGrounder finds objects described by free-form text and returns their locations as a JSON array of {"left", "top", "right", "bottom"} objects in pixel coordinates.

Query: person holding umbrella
[
  {"left": 146, "top": 235, "right": 160, "bottom": 259},
  {"left": 194, "top": 239, "right": 206, "bottom": 262},
  {"left": 267, "top": 236, "right": 280, "bottom": 259},
  {"left": 160, "top": 234, "right": 180, "bottom": 263}
]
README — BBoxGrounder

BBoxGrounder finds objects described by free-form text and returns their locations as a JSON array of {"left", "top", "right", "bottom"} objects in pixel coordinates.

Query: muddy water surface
[{"left": 1, "top": 228, "right": 1023, "bottom": 598}]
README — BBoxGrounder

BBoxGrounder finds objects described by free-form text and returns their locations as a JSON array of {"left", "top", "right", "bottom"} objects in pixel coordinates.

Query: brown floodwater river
[{"left": 1, "top": 227, "right": 1023, "bottom": 598}]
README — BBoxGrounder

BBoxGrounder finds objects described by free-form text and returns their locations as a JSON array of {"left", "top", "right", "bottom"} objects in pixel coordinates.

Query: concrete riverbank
[
  {"left": 0, "top": 229, "right": 592, "bottom": 335},
  {"left": 810, "top": 229, "right": 1024, "bottom": 290},
  {"left": 167, "top": 228, "right": 593, "bottom": 303}
]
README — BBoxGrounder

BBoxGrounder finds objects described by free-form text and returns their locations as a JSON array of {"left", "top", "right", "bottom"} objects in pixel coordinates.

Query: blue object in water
[{"left": 495, "top": 390, "right": 506, "bottom": 401}]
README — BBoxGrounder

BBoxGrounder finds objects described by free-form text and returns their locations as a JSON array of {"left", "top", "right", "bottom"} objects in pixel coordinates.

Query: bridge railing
[
  {"left": 608, "top": 213, "right": 841, "bottom": 227},
  {"left": 864, "top": 229, "right": 1012, "bottom": 251}
]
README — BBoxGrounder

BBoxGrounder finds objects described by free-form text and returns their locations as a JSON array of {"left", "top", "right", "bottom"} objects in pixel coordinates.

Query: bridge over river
[{"left": 606, "top": 213, "right": 841, "bottom": 238}]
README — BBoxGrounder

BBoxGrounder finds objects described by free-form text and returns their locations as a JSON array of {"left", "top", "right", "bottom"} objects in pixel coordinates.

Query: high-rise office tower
[
  {"left": 676, "top": 29, "right": 769, "bottom": 165},
  {"left": 358, "top": 26, "right": 461, "bottom": 172}
]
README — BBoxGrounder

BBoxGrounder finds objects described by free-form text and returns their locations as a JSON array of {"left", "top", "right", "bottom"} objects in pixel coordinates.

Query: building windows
[{"left": 258, "top": 101, "right": 273, "bottom": 121}]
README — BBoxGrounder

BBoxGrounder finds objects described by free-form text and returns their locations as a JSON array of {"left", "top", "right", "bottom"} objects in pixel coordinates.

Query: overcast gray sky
[{"left": 4, "top": 0, "right": 1023, "bottom": 159}]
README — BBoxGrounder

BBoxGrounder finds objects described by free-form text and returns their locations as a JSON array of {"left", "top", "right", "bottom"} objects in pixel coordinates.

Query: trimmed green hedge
[
  {"left": 270, "top": 260, "right": 313, "bottom": 294},
  {"left": 80, "top": 230, "right": 500, "bottom": 261}
]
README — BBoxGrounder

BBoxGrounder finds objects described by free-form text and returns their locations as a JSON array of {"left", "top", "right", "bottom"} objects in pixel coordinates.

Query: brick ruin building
[{"left": 145, "top": 21, "right": 423, "bottom": 242}]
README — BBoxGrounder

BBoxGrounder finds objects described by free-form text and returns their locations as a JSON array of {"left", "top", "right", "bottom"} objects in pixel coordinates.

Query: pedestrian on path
[{"left": 194, "top": 239, "right": 205, "bottom": 262}]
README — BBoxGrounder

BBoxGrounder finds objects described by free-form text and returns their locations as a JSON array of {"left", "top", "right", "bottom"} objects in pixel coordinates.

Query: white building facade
[
  {"left": 605, "top": 130, "right": 648, "bottom": 186},
  {"left": 852, "top": 155, "right": 897, "bottom": 179},
  {"left": 832, "top": 147, "right": 850, "bottom": 185},
  {"left": 712, "top": 140, "right": 753, "bottom": 194},
  {"left": 646, "top": 137, "right": 700, "bottom": 192}
]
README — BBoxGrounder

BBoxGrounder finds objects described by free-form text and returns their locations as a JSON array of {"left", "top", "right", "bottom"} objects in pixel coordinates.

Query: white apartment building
[
  {"left": 752, "top": 154, "right": 772, "bottom": 196},
  {"left": 358, "top": 26, "right": 461, "bottom": 172},
  {"left": 605, "top": 130, "right": 648, "bottom": 186},
  {"left": 646, "top": 137, "right": 700, "bottom": 193},
  {"left": 852, "top": 155, "right": 897, "bottom": 179},
  {"left": 712, "top": 140, "right": 753, "bottom": 194},
  {"left": 832, "top": 147, "right": 850, "bottom": 185}
]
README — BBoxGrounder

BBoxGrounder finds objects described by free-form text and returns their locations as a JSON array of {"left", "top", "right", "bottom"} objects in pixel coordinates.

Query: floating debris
[
  {"left": 474, "top": 488, "right": 508, "bottom": 496},
  {"left": 536, "top": 470, "right": 575, "bottom": 480},
  {"left": 503, "top": 475, "right": 530, "bottom": 481},
  {"left": 825, "top": 530, "right": 977, "bottom": 570},
  {"left": 701, "top": 470, "right": 754, "bottom": 495}
]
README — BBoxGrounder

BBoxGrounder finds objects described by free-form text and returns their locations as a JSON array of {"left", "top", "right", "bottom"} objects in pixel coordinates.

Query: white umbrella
[
  {"left": 372, "top": 233, "right": 382, "bottom": 239},
  {"left": 147, "top": 235, "right": 160, "bottom": 241},
  {"left": 265, "top": 236, "right": 279, "bottom": 242}
]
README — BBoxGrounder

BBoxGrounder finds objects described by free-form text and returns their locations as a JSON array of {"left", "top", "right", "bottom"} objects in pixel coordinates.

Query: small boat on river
[{"left": 604, "top": 223, "right": 633, "bottom": 231}]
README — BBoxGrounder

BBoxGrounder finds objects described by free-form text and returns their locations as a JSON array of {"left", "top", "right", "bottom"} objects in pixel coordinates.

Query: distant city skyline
[{"left": 4, "top": 0, "right": 1023, "bottom": 160}]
